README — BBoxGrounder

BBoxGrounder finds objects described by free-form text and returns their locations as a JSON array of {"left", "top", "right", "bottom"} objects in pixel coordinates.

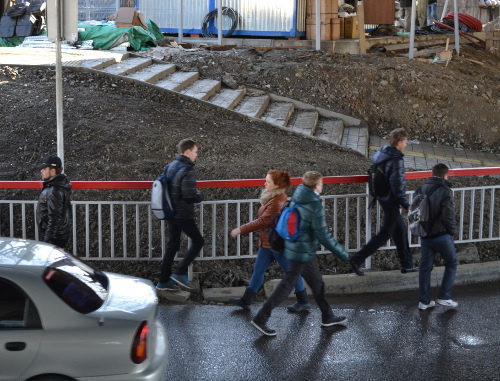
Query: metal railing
[{"left": 0, "top": 168, "right": 499, "bottom": 263}]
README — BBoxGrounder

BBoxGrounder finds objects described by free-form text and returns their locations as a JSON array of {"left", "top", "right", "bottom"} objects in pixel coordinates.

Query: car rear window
[{"left": 43, "top": 257, "right": 109, "bottom": 314}]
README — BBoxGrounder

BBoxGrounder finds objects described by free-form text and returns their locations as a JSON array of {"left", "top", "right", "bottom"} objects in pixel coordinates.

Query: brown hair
[
  {"left": 302, "top": 171, "right": 323, "bottom": 188},
  {"left": 389, "top": 128, "right": 408, "bottom": 146},
  {"left": 267, "top": 170, "right": 291, "bottom": 189},
  {"left": 432, "top": 163, "right": 449, "bottom": 178},
  {"left": 177, "top": 138, "right": 198, "bottom": 154}
]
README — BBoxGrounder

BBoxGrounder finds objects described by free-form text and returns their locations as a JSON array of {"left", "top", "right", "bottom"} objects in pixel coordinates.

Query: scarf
[{"left": 260, "top": 188, "right": 286, "bottom": 206}]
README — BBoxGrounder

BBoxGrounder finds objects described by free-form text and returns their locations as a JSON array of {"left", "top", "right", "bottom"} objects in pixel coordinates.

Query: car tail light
[{"left": 131, "top": 321, "right": 148, "bottom": 364}]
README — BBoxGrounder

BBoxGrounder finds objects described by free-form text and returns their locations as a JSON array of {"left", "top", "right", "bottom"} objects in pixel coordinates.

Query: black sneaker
[
  {"left": 401, "top": 267, "right": 419, "bottom": 274},
  {"left": 251, "top": 320, "right": 276, "bottom": 336},
  {"left": 349, "top": 258, "right": 364, "bottom": 276},
  {"left": 228, "top": 297, "right": 251, "bottom": 310},
  {"left": 321, "top": 315, "right": 347, "bottom": 327}
]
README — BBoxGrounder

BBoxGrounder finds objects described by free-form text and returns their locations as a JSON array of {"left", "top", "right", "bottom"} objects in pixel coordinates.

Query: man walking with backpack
[
  {"left": 156, "top": 138, "right": 204, "bottom": 292},
  {"left": 251, "top": 171, "right": 349, "bottom": 336},
  {"left": 412, "top": 163, "right": 458, "bottom": 310},
  {"left": 349, "top": 128, "right": 418, "bottom": 276}
]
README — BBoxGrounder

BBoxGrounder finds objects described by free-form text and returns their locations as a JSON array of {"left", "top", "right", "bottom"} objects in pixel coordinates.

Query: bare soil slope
[{"left": 138, "top": 43, "right": 500, "bottom": 153}]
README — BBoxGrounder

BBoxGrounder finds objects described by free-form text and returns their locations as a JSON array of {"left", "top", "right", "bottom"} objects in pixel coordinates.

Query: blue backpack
[
  {"left": 151, "top": 163, "right": 188, "bottom": 220},
  {"left": 274, "top": 202, "right": 304, "bottom": 242}
]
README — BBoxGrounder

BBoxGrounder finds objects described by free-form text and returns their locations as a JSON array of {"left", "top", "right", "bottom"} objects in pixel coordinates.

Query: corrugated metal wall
[
  {"left": 137, "top": 0, "right": 209, "bottom": 33},
  {"left": 78, "top": 0, "right": 119, "bottom": 21},
  {"left": 137, "top": 0, "right": 306, "bottom": 37}
]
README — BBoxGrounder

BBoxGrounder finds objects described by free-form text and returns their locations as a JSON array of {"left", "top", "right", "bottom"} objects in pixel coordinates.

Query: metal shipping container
[{"left": 136, "top": 0, "right": 306, "bottom": 37}]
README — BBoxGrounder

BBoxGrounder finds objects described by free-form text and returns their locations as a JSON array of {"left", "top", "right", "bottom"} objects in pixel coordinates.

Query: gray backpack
[{"left": 408, "top": 185, "right": 442, "bottom": 237}]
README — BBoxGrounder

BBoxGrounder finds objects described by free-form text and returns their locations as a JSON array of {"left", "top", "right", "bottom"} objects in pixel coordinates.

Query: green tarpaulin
[
  {"left": 78, "top": 20, "right": 163, "bottom": 51},
  {"left": 0, "top": 19, "right": 163, "bottom": 51},
  {"left": 0, "top": 35, "right": 24, "bottom": 47}
]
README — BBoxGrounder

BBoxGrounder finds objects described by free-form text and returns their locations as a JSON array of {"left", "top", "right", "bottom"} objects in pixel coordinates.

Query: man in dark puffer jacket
[
  {"left": 350, "top": 128, "right": 418, "bottom": 276},
  {"left": 251, "top": 171, "right": 349, "bottom": 336},
  {"left": 36, "top": 155, "right": 72, "bottom": 249},
  {"left": 157, "top": 139, "right": 204, "bottom": 292},
  {"left": 413, "top": 163, "right": 458, "bottom": 310}
]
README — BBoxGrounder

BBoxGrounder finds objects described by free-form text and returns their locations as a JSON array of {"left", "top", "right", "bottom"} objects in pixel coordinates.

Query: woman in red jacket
[{"left": 228, "top": 170, "right": 310, "bottom": 312}]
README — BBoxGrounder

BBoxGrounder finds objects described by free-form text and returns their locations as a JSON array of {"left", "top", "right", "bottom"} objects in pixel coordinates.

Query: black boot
[
  {"left": 287, "top": 290, "right": 312, "bottom": 312},
  {"left": 228, "top": 287, "right": 256, "bottom": 310}
]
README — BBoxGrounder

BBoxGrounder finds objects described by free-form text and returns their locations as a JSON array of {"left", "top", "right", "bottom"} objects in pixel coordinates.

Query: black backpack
[
  {"left": 268, "top": 201, "right": 289, "bottom": 253},
  {"left": 367, "top": 158, "right": 392, "bottom": 198}
]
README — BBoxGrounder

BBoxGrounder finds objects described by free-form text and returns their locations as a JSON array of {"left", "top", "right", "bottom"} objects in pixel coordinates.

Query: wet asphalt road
[{"left": 157, "top": 281, "right": 500, "bottom": 381}]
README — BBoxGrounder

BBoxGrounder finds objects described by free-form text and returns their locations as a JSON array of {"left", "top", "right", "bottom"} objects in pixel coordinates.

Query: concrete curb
[{"left": 203, "top": 261, "right": 500, "bottom": 303}]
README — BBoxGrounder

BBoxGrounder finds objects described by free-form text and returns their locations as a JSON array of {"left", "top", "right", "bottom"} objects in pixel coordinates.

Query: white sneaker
[
  {"left": 436, "top": 299, "right": 458, "bottom": 308},
  {"left": 418, "top": 301, "right": 436, "bottom": 310}
]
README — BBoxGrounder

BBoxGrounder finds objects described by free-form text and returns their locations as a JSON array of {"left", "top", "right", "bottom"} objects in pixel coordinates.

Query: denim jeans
[
  {"left": 248, "top": 247, "right": 306, "bottom": 293},
  {"left": 419, "top": 234, "right": 457, "bottom": 304},
  {"left": 351, "top": 204, "right": 413, "bottom": 269},
  {"left": 159, "top": 218, "right": 205, "bottom": 283},
  {"left": 427, "top": 3, "right": 438, "bottom": 26},
  {"left": 254, "top": 259, "right": 334, "bottom": 325}
]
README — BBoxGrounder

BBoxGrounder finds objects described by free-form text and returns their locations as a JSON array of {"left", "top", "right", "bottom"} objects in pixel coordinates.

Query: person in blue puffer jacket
[
  {"left": 350, "top": 128, "right": 418, "bottom": 276},
  {"left": 251, "top": 171, "right": 349, "bottom": 336}
]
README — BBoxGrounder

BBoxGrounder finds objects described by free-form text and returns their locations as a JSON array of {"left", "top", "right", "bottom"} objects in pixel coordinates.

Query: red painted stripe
[{"left": 0, "top": 167, "right": 498, "bottom": 190}]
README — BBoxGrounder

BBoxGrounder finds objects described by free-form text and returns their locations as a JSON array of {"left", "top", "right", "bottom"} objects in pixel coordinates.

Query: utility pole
[{"left": 46, "top": 0, "right": 78, "bottom": 168}]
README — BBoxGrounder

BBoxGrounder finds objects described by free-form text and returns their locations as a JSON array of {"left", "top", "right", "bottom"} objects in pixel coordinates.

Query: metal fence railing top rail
[
  {"left": 1, "top": 167, "right": 499, "bottom": 264},
  {"left": 0, "top": 167, "right": 499, "bottom": 190}
]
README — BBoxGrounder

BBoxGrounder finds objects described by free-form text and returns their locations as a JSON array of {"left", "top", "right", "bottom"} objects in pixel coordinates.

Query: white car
[{"left": 0, "top": 238, "right": 168, "bottom": 381}]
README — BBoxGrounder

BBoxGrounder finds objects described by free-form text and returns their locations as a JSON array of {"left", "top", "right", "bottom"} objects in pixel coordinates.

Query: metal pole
[
  {"left": 315, "top": 0, "right": 320, "bottom": 50},
  {"left": 408, "top": 0, "right": 417, "bottom": 59},
  {"left": 441, "top": 0, "right": 450, "bottom": 20},
  {"left": 178, "top": 0, "right": 183, "bottom": 43},
  {"left": 453, "top": 0, "right": 460, "bottom": 55},
  {"left": 55, "top": 0, "right": 64, "bottom": 167},
  {"left": 217, "top": 0, "right": 222, "bottom": 45}
]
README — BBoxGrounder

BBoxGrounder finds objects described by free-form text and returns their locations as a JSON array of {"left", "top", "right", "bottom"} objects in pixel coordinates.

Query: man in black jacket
[
  {"left": 413, "top": 163, "right": 458, "bottom": 310},
  {"left": 157, "top": 139, "right": 204, "bottom": 292},
  {"left": 350, "top": 128, "right": 418, "bottom": 275},
  {"left": 36, "top": 155, "right": 72, "bottom": 249}
]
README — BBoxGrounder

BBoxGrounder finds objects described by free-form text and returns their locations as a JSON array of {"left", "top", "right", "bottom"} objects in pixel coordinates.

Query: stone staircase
[{"left": 80, "top": 53, "right": 369, "bottom": 156}]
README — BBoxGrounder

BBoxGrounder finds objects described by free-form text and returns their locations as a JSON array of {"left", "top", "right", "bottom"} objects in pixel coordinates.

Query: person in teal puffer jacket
[{"left": 251, "top": 171, "right": 349, "bottom": 336}]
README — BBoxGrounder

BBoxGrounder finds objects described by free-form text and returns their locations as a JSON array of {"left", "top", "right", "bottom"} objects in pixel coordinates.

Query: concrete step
[
  {"left": 341, "top": 126, "right": 369, "bottom": 156},
  {"left": 79, "top": 56, "right": 126, "bottom": 70},
  {"left": 180, "top": 79, "right": 222, "bottom": 100},
  {"left": 261, "top": 102, "right": 295, "bottom": 127},
  {"left": 209, "top": 88, "right": 247, "bottom": 110},
  {"left": 100, "top": 57, "right": 152, "bottom": 76},
  {"left": 92, "top": 54, "right": 370, "bottom": 157},
  {"left": 154, "top": 71, "right": 200, "bottom": 92},
  {"left": 234, "top": 94, "right": 270, "bottom": 118},
  {"left": 126, "top": 63, "right": 176, "bottom": 83},
  {"left": 315, "top": 118, "right": 345, "bottom": 146},
  {"left": 287, "top": 110, "right": 319, "bottom": 135}
]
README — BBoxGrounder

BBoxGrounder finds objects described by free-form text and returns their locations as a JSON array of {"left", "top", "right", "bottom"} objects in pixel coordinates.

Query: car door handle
[{"left": 5, "top": 342, "right": 26, "bottom": 351}]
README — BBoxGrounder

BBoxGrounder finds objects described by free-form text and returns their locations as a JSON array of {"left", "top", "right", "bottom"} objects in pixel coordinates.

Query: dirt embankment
[{"left": 138, "top": 43, "right": 500, "bottom": 153}]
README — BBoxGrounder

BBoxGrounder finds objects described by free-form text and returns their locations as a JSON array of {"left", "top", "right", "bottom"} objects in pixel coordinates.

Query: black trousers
[
  {"left": 254, "top": 259, "right": 334, "bottom": 324},
  {"left": 351, "top": 204, "right": 413, "bottom": 269},
  {"left": 159, "top": 218, "right": 204, "bottom": 283}
]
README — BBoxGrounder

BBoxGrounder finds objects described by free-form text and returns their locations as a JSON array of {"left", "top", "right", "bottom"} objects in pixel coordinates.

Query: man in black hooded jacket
[
  {"left": 36, "top": 155, "right": 72, "bottom": 249},
  {"left": 350, "top": 128, "right": 418, "bottom": 275},
  {"left": 156, "top": 139, "right": 204, "bottom": 292},
  {"left": 413, "top": 163, "right": 458, "bottom": 310}
]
